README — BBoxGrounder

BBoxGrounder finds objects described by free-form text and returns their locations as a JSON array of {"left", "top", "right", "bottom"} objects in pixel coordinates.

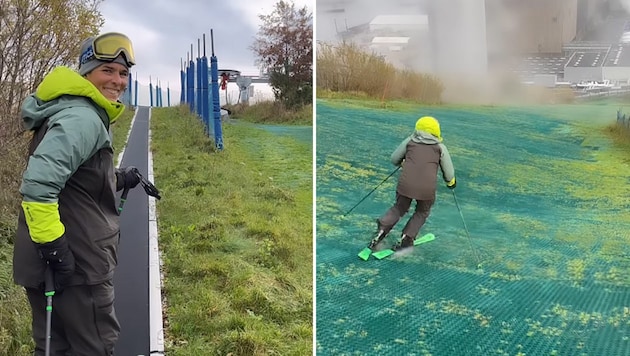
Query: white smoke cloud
[{"left": 619, "top": 0, "right": 630, "bottom": 13}]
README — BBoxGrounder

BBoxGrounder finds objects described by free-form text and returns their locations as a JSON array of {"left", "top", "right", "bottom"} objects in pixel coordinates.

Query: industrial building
[
  {"left": 318, "top": 0, "right": 630, "bottom": 87},
  {"left": 484, "top": 0, "right": 630, "bottom": 85}
]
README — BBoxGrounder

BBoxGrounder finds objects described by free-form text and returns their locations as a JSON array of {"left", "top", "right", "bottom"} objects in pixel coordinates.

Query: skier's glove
[
  {"left": 36, "top": 235, "right": 75, "bottom": 291},
  {"left": 446, "top": 177, "right": 456, "bottom": 189},
  {"left": 115, "top": 166, "right": 141, "bottom": 192}
]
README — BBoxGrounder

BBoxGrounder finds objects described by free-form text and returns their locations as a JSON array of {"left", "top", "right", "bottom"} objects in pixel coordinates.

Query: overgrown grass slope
[{"left": 150, "top": 106, "right": 313, "bottom": 355}]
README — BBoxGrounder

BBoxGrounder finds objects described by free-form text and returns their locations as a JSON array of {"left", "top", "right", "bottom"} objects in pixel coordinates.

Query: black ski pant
[
  {"left": 26, "top": 280, "right": 120, "bottom": 356},
  {"left": 379, "top": 193, "right": 434, "bottom": 238}
]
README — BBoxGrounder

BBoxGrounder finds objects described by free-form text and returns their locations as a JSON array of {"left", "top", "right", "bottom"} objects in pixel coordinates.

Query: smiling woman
[
  {"left": 85, "top": 63, "right": 130, "bottom": 101},
  {"left": 12, "top": 31, "right": 142, "bottom": 356},
  {"left": 78, "top": 32, "right": 134, "bottom": 102}
]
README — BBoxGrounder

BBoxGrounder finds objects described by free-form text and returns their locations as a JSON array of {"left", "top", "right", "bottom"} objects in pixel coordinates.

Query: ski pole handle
[
  {"left": 44, "top": 264, "right": 55, "bottom": 295},
  {"left": 117, "top": 187, "right": 130, "bottom": 215}
]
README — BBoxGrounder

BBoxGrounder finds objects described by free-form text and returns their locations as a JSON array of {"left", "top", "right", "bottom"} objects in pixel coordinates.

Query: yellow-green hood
[{"left": 23, "top": 66, "right": 125, "bottom": 130}]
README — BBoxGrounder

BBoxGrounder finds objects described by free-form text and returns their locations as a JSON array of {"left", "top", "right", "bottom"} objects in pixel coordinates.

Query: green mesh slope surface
[
  {"left": 232, "top": 122, "right": 312, "bottom": 190},
  {"left": 255, "top": 124, "right": 313, "bottom": 145},
  {"left": 315, "top": 100, "right": 630, "bottom": 356}
]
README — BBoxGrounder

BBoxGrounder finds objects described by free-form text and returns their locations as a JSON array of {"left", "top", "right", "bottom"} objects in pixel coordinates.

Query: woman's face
[{"left": 85, "top": 62, "right": 129, "bottom": 101}]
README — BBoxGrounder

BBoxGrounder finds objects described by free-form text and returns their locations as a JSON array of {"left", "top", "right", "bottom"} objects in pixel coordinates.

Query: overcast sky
[{"left": 99, "top": 0, "right": 312, "bottom": 92}]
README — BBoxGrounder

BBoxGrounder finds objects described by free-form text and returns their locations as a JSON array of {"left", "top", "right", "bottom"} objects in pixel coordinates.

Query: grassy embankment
[
  {"left": 150, "top": 105, "right": 312, "bottom": 355},
  {"left": 316, "top": 42, "right": 444, "bottom": 106},
  {"left": 225, "top": 101, "right": 313, "bottom": 125}
]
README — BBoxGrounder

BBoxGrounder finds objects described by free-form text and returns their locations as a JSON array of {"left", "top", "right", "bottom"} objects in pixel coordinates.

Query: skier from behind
[{"left": 369, "top": 116, "right": 456, "bottom": 251}]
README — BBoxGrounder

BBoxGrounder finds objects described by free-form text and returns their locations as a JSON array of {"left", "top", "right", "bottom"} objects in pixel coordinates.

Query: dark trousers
[
  {"left": 26, "top": 280, "right": 120, "bottom": 356},
  {"left": 379, "top": 193, "right": 435, "bottom": 238}
]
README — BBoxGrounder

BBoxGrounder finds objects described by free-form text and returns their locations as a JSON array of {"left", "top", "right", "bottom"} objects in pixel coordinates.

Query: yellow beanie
[{"left": 415, "top": 116, "right": 442, "bottom": 141}]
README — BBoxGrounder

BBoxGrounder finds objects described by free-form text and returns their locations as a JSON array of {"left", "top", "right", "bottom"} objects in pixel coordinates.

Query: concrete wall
[
  {"left": 603, "top": 66, "right": 630, "bottom": 81},
  {"left": 563, "top": 66, "right": 603, "bottom": 82},
  {"left": 485, "top": 0, "right": 578, "bottom": 55},
  {"left": 427, "top": 0, "right": 488, "bottom": 78}
]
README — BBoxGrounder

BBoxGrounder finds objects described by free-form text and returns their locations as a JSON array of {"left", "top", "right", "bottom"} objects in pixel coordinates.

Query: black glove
[
  {"left": 115, "top": 166, "right": 141, "bottom": 192},
  {"left": 36, "top": 235, "right": 75, "bottom": 291}
]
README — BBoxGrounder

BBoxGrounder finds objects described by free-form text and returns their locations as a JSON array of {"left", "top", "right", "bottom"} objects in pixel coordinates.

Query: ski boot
[
  {"left": 368, "top": 229, "right": 387, "bottom": 249},
  {"left": 392, "top": 234, "right": 414, "bottom": 251}
]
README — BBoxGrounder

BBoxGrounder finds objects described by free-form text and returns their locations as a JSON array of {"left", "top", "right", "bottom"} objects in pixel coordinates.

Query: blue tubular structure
[
  {"left": 187, "top": 57, "right": 195, "bottom": 113},
  {"left": 180, "top": 59, "right": 186, "bottom": 104},
  {"left": 210, "top": 29, "right": 224, "bottom": 150},
  {"left": 125, "top": 72, "right": 133, "bottom": 106},
  {"left": 176, "top": 32, "right": 224, "bottom": 146},
  {"left": 201, "top": 56, "right": 209, "bottom": 132},
  {"left": 167, "top": 86, "right": 171, "bottom": 107},
  {"left": 134, "top": 75, "right": 138, "bottom": 107},
  {"left": 149, "top": 81, "right": 154, "bottom": 107},
  {"left": 196, "top": 54, "right": 202, "bottom": 116},
  {"left": 201, "top": 34, "right": 209, "bottom": 133}
]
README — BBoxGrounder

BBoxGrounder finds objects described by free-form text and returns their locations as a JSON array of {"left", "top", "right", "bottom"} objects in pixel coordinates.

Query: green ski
[
  {"left": 372, "top": 233, "right": 436, "bottom": 260},
  {"left": 357, "top": 229, "right": 388, "bottom": 261},
  {"left": 358, "top": 247, "right": 373, "bottom": 261}
]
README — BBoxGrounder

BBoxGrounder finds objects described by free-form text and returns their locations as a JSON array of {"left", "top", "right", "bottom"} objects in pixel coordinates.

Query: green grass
[
  {"left": 316, "top": 97, "right": 442, "bottom": 112},
  {"left": 0, "top": 244, "right": 32, "bottom": 356},
  {"left": 316, "top": 42, "right": 443, "bottom": 104},
  {"left": 150, "top": 106, "right": 313, "bottom": 355},
  {"left": 604, "top": 121, "right": 630, "bottom": 148},
  {"left": 226, "top": 101, "right": 313, "bottom": 125}
]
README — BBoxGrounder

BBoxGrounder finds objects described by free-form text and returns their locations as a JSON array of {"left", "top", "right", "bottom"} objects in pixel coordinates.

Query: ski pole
[
  {"left": 452, "top": 190, "right": 482, "bottom": 268},
  {"left": 44, "top": 265, "right": 55, "bottom": 356},
  {"left": 117, "top": 169, "right": 162, "bottom": 215},
  {"left": 117, "top": 186, "right": 130, "bottom": 215},
  {"left": 138, "top": 173, "right": 162, "bottom": 200},
  {"left": 344, "top": 166, "right": 400, "bottom": 216}
]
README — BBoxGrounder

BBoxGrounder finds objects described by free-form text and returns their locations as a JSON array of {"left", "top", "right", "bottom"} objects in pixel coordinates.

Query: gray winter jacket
[{"left": 390, "top": 130, "right": 455, "bottom": 200}]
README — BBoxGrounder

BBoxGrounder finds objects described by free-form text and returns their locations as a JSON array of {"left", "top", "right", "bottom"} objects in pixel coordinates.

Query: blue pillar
[
  {"left": 201, "top": 56, "right": 209, "bottom": 132},
  {"left": 210, "top": 54, "right": 223, "bottom": 150},
  {"left": 187, "top": 59, "right": 195, "bottom": 112},
  {"left": 196, "top": 56, "right": 202, "bottom": 116},
  {"left": 180, "top": 70, "right": 186, "bottom": 104},
  {"left": 125, "top": 72, "right": 133, "bottom": 106},
  {"left": 149, "top": 82, "right": 154, "bottom": 107}
]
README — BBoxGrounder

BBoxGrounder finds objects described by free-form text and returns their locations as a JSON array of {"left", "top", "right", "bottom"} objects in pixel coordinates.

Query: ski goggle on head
[{"left": 80, "top": 32, "right": 136, "bottom": 67}]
